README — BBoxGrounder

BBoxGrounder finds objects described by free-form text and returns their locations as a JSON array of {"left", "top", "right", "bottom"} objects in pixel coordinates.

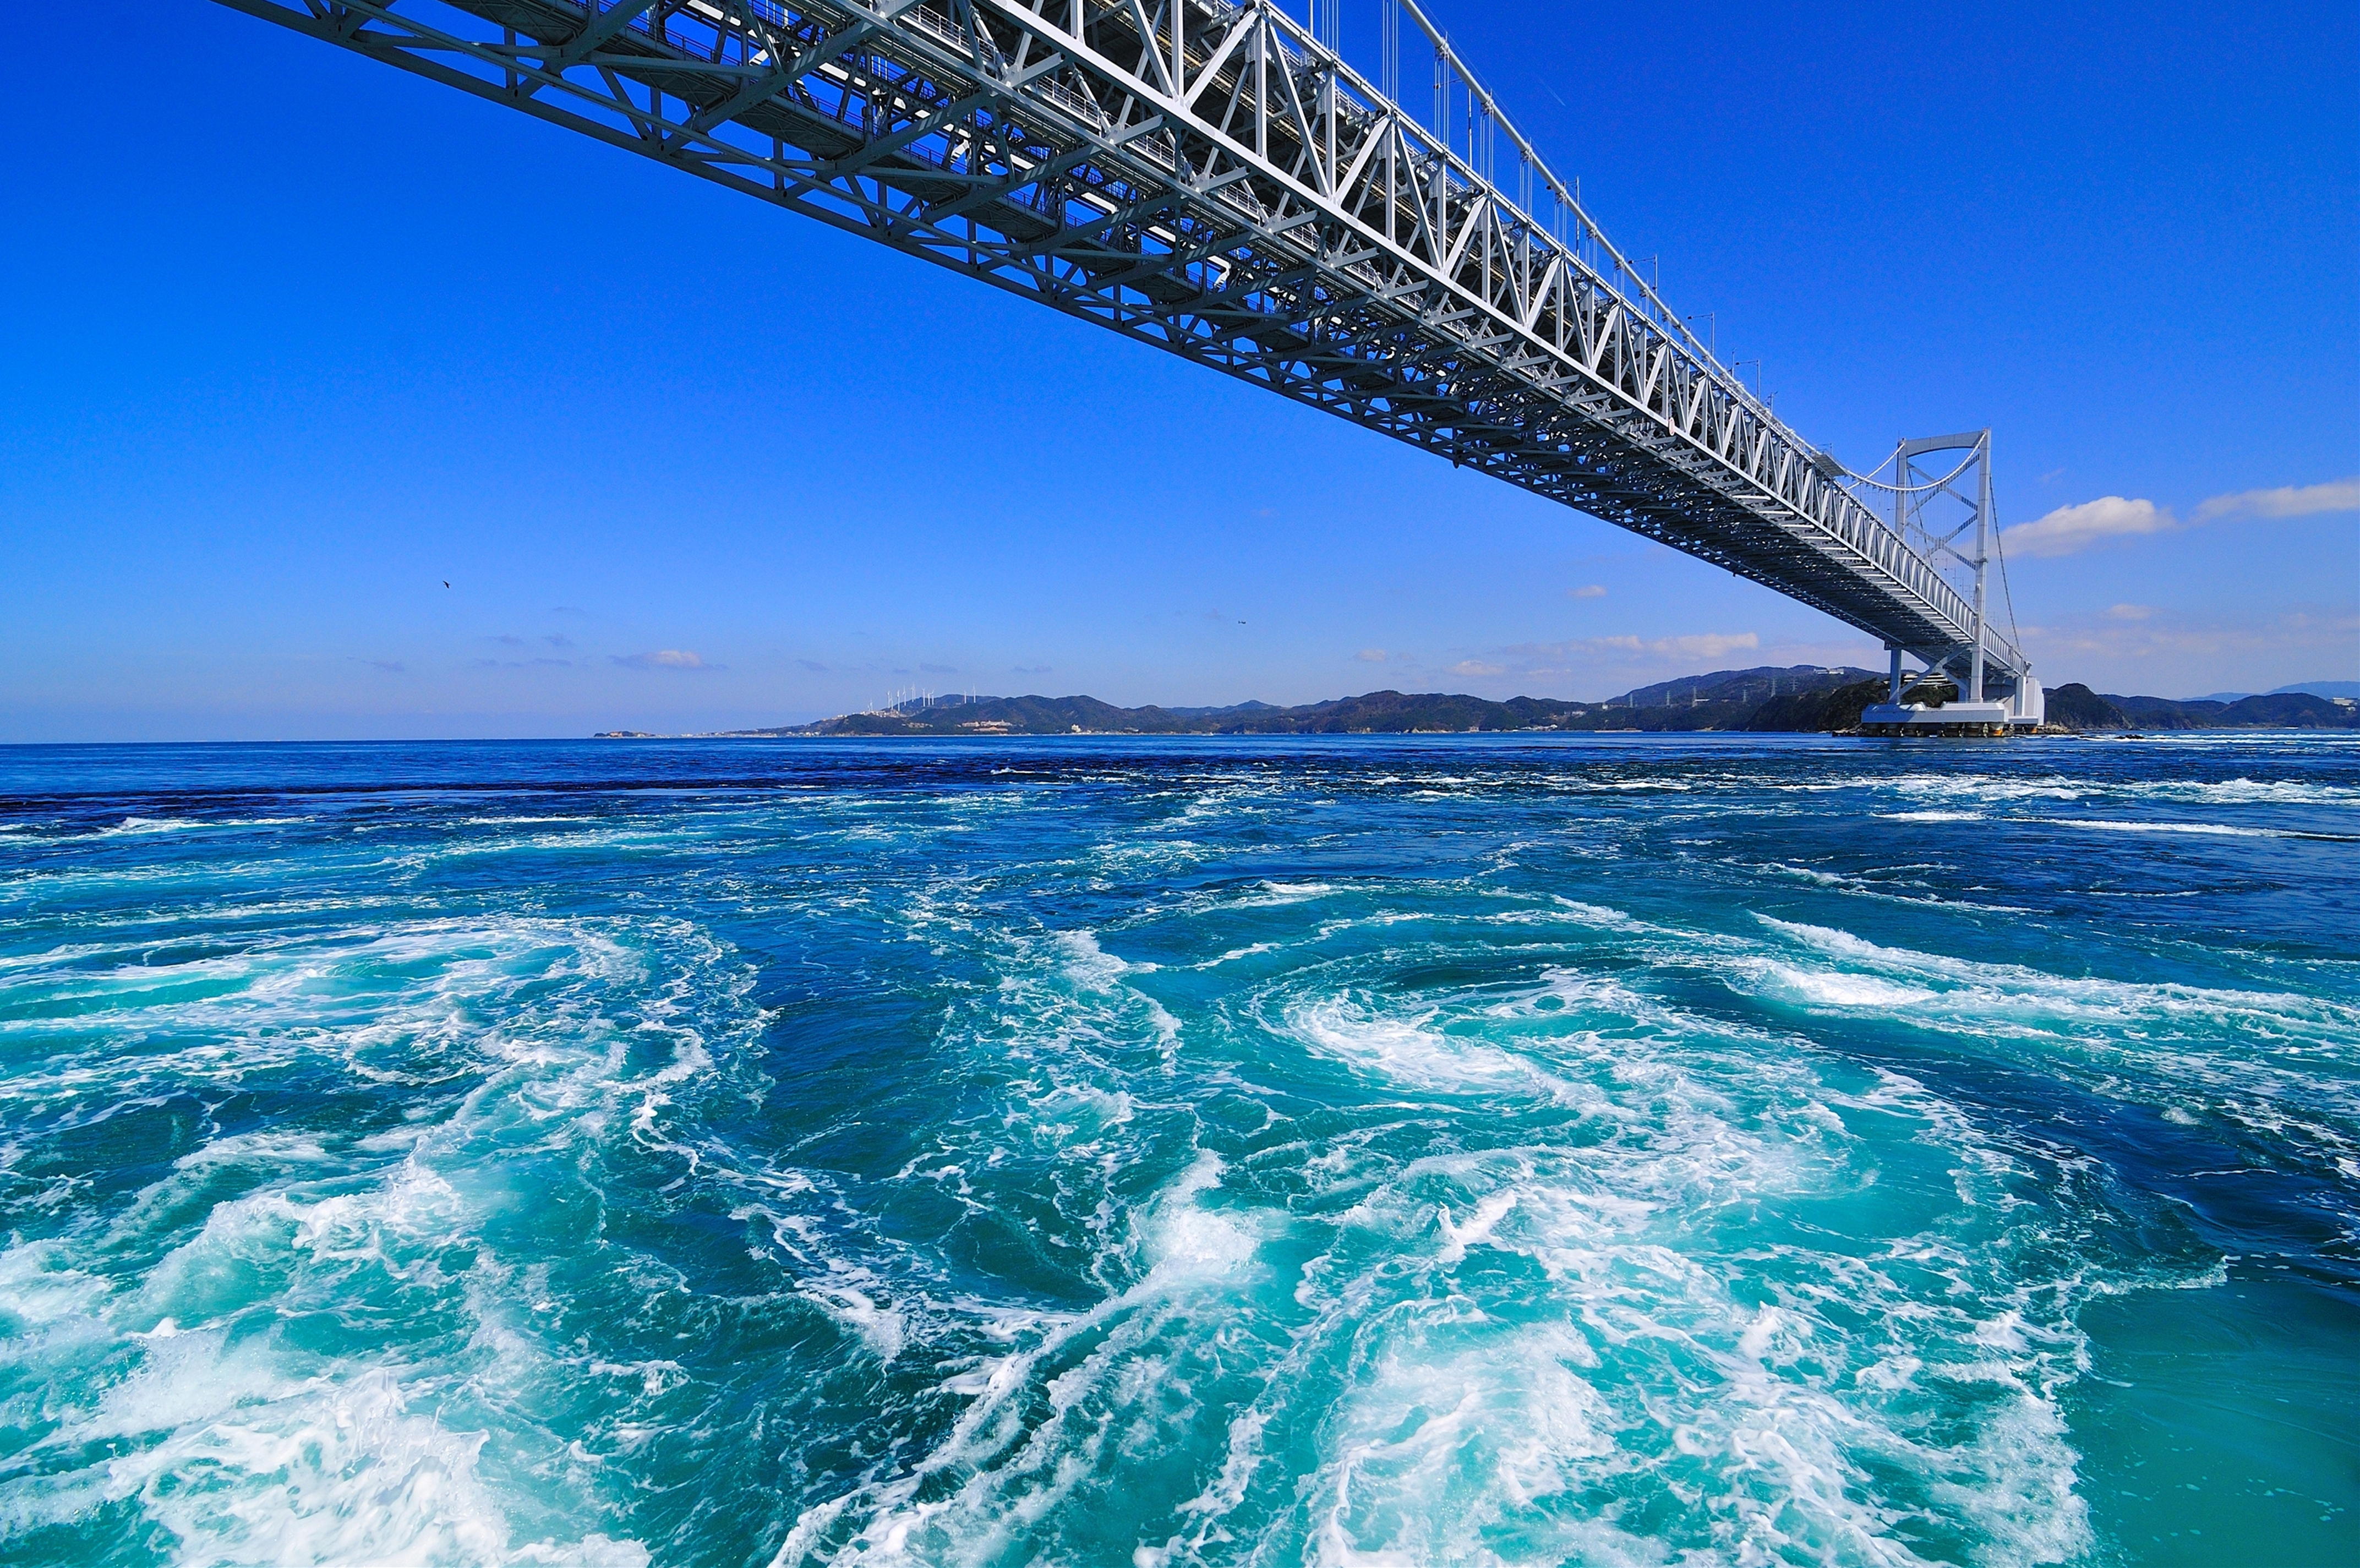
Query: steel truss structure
[{"left": 212, "top": 0, "right": 2031, "bottom": 688}]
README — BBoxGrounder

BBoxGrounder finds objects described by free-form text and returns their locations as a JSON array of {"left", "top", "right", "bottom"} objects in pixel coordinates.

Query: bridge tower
[{"left": 1860, "top": 431, "right": 2044, "bottom": 734}]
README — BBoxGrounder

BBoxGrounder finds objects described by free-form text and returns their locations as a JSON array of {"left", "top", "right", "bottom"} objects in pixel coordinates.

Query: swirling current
[{"left": 0, "top": 734, "right": 2353, "bottom": 1566}]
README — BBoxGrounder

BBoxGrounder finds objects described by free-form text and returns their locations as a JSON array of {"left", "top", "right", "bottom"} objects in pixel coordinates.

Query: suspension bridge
[{"left": 212, "top": 0, "right": 2043, "bottom": 729}]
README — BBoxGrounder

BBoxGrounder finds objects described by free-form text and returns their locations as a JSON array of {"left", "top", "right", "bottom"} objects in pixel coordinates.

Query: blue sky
[{"left": 2, "top": 0, "right": 2353, "bottom": 740}]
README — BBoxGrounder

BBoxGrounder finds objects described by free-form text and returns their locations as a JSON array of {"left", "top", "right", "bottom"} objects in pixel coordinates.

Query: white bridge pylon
[
  {"left": 217, "top": 0, "right": 2036, "bottom": 702},
  {"left": 1853, "top": 430, "right": 2044, "bottom": 733}
]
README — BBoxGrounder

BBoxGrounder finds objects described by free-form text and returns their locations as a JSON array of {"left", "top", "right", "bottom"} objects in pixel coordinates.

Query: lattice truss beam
[{"left": 213, "top": 0, "right": 2028, "bottom": 679}]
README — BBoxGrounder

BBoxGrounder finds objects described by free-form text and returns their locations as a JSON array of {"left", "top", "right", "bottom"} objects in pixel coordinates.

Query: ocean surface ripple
[{"left": 0, "top": 734, "right": 2353, "bottom": 1566}]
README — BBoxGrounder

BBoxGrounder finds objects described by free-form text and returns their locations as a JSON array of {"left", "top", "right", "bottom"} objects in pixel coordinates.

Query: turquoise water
[{"left": 0, "top": 734, "right": 2353, "bottom": 1566}]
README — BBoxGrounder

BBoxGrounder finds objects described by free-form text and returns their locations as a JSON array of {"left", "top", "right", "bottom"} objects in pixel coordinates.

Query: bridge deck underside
[{"left": 217, "top": 0, "right": 2028, "bottom": 681}]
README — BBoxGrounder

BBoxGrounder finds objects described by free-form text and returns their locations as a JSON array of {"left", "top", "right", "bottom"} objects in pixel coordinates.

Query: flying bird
[{"left": 442, "top": 581, "right": 451, "bottom": 588}]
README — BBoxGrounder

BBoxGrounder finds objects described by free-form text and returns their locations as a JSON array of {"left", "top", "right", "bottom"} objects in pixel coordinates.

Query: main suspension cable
[{"left": 1835, "top": 449, "right": 1981, "bottom": 495}]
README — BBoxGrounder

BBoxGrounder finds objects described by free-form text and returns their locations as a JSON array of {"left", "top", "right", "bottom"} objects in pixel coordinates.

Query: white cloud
[
  {"left": 1999, "top": 496, "right": 2175, "bottom": 559},
  {"left": 1449, "top": 659, "right": 1506, "bottom": 676},
  {"left": 1354, "top": 648, "right": 1387, "bottom": 663},
  {"left": 614, "top": 649, "right": 709, "bottom": 670},
  {"left": 2106, "top": 603, "right": 2156, "bottom": 621},
  {"left": 2192, "top": 477, "right": 2359, "bottom": 522},
  {"left": 1550, "top": 631, "right": 1758, "bottom": 662},
  {"left": 1490, "top": 631, "right": 1762, "bottom": 678},
  {"left": 1655, "top": 631, "right": 1759, "bottom": 662},
  {"left": 2000, "top": 477, "right": 2356, "bottom": 560},
  {"left": 2023, "top": 608, "right": 2359, "bottom": 678},
  {"left": 1567, "top": 584, "right": 1608, "bottom": 599}
]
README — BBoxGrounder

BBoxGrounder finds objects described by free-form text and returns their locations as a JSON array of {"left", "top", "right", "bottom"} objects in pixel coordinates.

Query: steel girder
[{"left": 207, "top": 0, "right": 2030, "bottom": 681}]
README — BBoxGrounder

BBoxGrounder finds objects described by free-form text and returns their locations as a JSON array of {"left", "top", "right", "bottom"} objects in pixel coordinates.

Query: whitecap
[
  {"left": 1753, "top": 963, "right": 1940, "bottom": 1009},
  {"left": 0, "top": 908, "right": 765, "bottom": 1562},
  {"left": 2045, "top": 817, "right": 2320, "bottom": 839},
  {"left": 1284, "top": 992, "right": 1591, "bottom": 1107}
]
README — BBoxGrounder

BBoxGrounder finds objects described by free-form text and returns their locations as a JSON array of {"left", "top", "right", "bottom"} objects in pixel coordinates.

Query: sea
[{"left": 0, "top": 733, "right": 2353, "bottom": 1567}]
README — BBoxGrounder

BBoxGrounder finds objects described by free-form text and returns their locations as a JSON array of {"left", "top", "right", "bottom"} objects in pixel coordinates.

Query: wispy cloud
[
  {"left": 543, "top": 633, "right": 573, "bottom": 649},
  {"left": 2192, "top": 477, "right": 2359, "bottom": 523},
  {"left": 797, "top": 658, "right": 829, "bottom": 673},
  {"left": 2001, "top": 476, "right": 2358, "bottom": 559},
  {"left": 919, "top": 662, "right": 959, "bottom": 675},
  {"left": 1653, "top": 631, "right": 1755, "bottom": 661},
  {"left": 2106, "top": 603, "right": 2156, "bottom": 621},
  {"left": 1567, "top": 584, "right": 1608, "bottom": 600},
  {"left": 357, "top": 658, "right": 406, "bottom": 674},
  {"left": 613, "top": 649, "right": 714, "bottom": 670},
  {"left": 1011, "top": 664, "right": 1052, "bottom": 675},
  {"left": 1460, "top": 631, "right": 1766, "bottom": 682},
  {"left": 2024, "top": 606, "right": 2358, "bottom": 669},
  {"left": 2000, "top": 496, "right": 2173, "bottom": 559},
  {"left": 1517, "top": 631, "right": 1760, "bottom": 663},
  {"left": 1354, "top": 648, "right": 1387, "bottom": 663}
]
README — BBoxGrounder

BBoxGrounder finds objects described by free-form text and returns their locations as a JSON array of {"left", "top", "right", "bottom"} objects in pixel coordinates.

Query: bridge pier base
[{"left": 1858, "top": 700, "right": 2034, "bottom": 737}]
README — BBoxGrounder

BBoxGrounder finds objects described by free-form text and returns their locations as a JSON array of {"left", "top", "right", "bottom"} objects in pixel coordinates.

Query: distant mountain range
[
  {"left": 601, "top": 668, "right": 2359, "bottom": 740},
  {"left": 725, "top": 666, "right": 1890, "bottom": 737},
  {"left": 2044, "top": 685, "right": 2359, "bottom": 731},
  {"left": 2188, "top": 681, "right": 2360, "bottom": 703}
]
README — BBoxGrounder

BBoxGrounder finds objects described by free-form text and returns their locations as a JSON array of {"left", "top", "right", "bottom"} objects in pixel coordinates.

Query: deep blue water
[{"left": 0, "top": 734, "right": 2353, "bottom": 1566}]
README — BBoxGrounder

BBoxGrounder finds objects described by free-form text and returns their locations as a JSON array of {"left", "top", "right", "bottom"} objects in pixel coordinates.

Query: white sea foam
[
  {"left": 1750, "top": 915, "right": 2360, "bottom": 1145},
  {"left": 1058, "top": 928, "right": 1155, "bottom": 986},
  {"left": 1749, "top": 860, "right": 2031, "bottom": 915},
  {"left": 0, "top": 910, "right": 755, "bottom": 1564},
  {"left": 12, "top": 741, "right": 2344, "bottom": 1566},
  {"left": 2047, "top": 817, "right": 2299, "bottom": 838},
  {"left": 1253, "top": 968, "right": 2095, "bottom": 1568},
  {"left": 8, "top": 815, "right": 314, "bottom": 846},
  {"left": 1194, "top": 878, "right": 1341, "bottom": 910},
  {"left": 1864, "top": 768, "right": 2360, "bottom": 816},
  {"left": 1285, "top": 992, "right": 1596, "bottom": 1110},
  {"left": 97, "top": 816, "right": 206, "bottom": 837},
  {"left": 1757, "top": 915, "right": 2356, "bottom": 1039},
  {"left": 0, "top": 1241, "right": 112, "bottom": 1327},
  {"left": 459, "top": 815, "right": 599, "bottom": 826},
  {"left": 1194, "top": 939, "right": 1281, "bottom": 968},
  {"left": 1547, "top": 897, "right": 1646, "bottom": 929},
  {"left": 801, "top": 1275, "right": 909, "bottom": 1363},
  {"left": 788, "top": 1155, "right": 1268, "bottom": 1566},
  {"left": 1755, "top": 963, "right": 1940, "bottom": 1009},
  {"left": 95, "top": 1350, "right": 513, "bottom": 1565}
]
